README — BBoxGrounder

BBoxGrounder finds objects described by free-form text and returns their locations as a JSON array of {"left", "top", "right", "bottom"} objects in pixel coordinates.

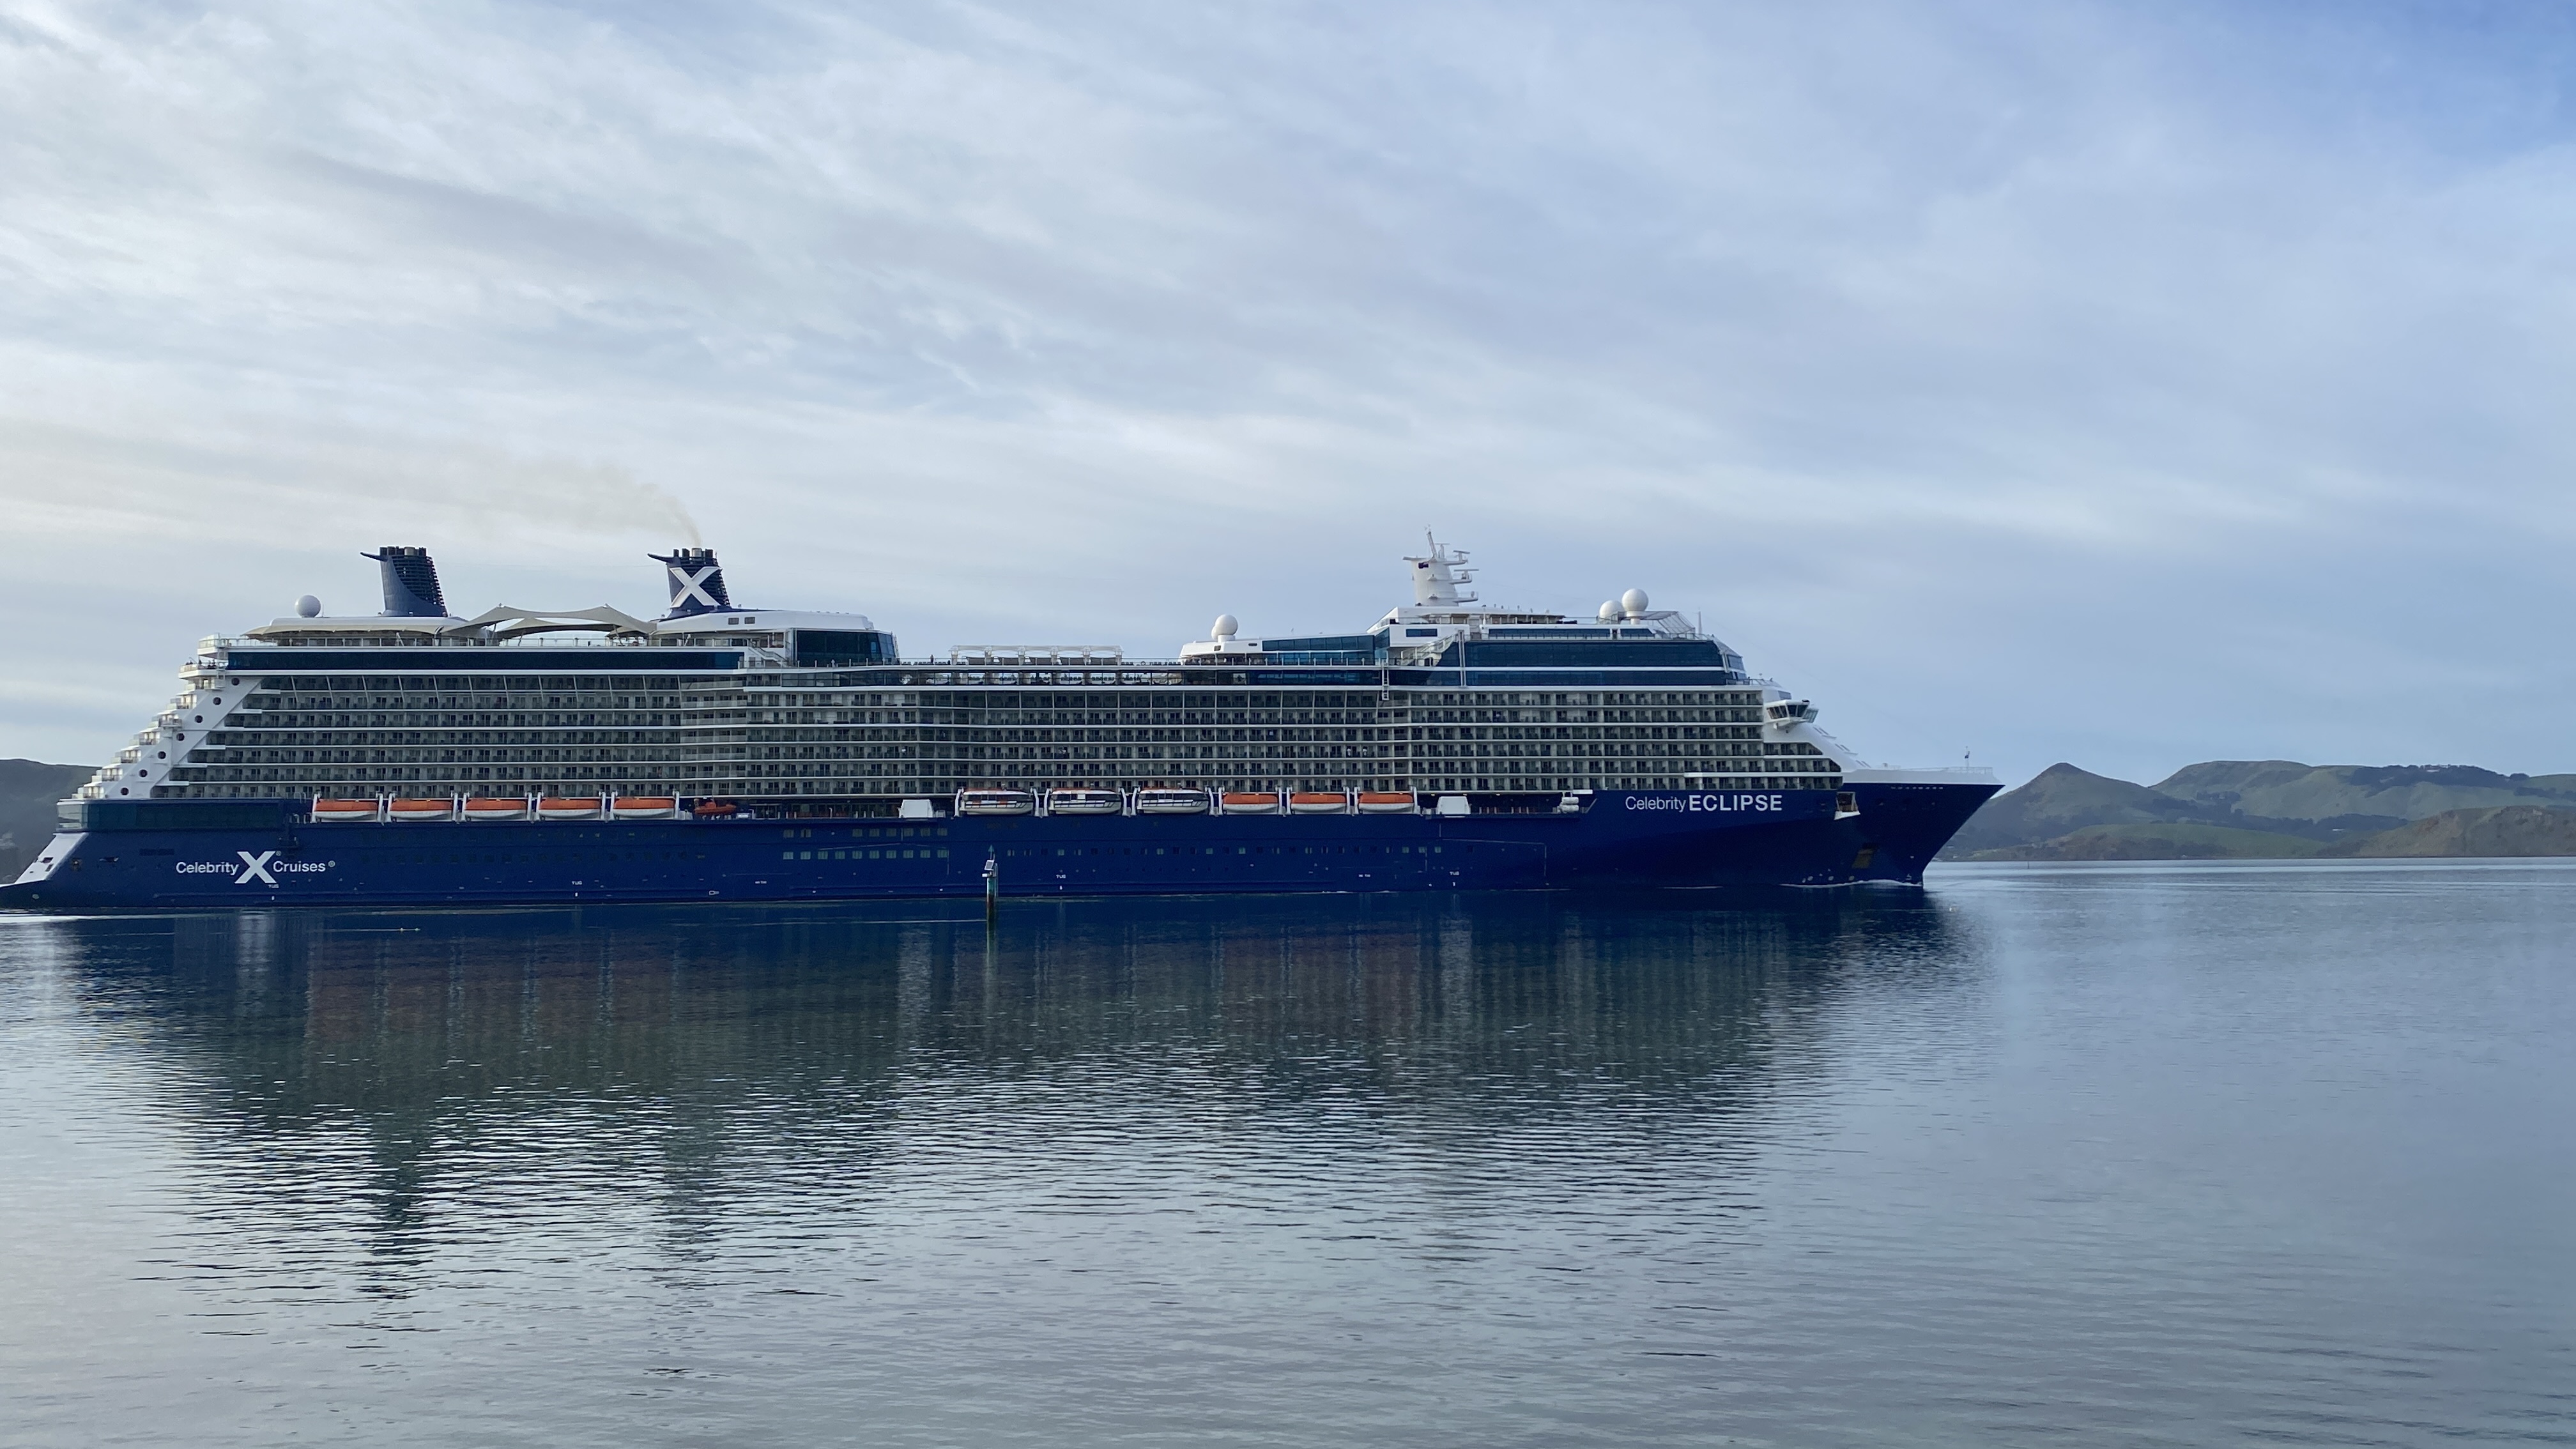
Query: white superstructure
[{"left": 75, "top": 539, "right": 1991, "bottom": 809}]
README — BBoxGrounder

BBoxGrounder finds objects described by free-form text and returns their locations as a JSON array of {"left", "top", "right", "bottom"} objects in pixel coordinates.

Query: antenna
[{"left": 1404, "top": 533, "right": 1478, "bottom": 606}]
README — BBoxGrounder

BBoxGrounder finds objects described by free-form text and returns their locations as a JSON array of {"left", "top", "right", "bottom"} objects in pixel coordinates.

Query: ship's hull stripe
[{"left": 2, "top": 785, "right": 1996, "bottom": 909}]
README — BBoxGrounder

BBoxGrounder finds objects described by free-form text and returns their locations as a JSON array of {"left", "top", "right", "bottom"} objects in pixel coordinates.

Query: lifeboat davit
[
  {"left": 388, "top": 797, "right": 453, "bottom": 822},
  {"left": 1355, "top": 792, "right": 1417, "bottom": 814},
  {"left": 958, "top": 789, "right": 1036, "bottom": 816},
  {"left": 462, "top": 797, "right": 529, "bottom": 822},
  {"left": 310, "top": 798, "right": 378, "bottom": 823},
  {"left": 1288, "top": 792, "right": 1350, "bottom": 814},
  {"left": 612, "top": 797, "right": 677, "bottom": 819},
  {"left": 537, "top": 796, "right": 602, "bottom": 820},
  {"left": 1134, "top": 788, "right": 1209, "bottom": 815},
  {"left": 1046, "top": 788, "right": 1124, "bottom": 815},
  {"left": 1219, "top": 791, "right": 1282, "bottom": 815}
]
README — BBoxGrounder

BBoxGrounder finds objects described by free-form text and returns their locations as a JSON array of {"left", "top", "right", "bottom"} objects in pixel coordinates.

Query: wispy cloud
[{"left": 4, "top": 0, "right": 2573, "bottom": 778}]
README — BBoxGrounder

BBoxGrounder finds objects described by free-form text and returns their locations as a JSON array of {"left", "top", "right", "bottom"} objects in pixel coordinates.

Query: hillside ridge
[{"left": 1951, "top": 760, "right": 2576, "bottom": 861}]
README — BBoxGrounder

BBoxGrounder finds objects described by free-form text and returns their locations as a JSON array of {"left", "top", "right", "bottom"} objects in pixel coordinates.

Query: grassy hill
[
  {"left": 1945, "top": 760, "right": 2576, "bottom": 861},
  {"left": 1940, "top": 763, "right": 2235, "bottom": 855},
  {"left": 0, "top": 759, "right": 92, "bottom": 880},
  {"left": 2315, "top": 806, "right": 2576, "bottom": 858},
  {"left": 2152, "top": 761, "right": 2576, "bottom": 826}
]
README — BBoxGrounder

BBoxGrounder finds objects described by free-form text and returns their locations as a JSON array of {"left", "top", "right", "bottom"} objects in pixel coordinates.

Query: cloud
[{"left": 3, "top": 0, "right": 2574, "bottom": 779}]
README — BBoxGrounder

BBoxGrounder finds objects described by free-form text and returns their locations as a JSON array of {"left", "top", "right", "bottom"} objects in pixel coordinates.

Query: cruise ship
[{"left": 3, "top": 539, "right": 1997, "bottom": 909}]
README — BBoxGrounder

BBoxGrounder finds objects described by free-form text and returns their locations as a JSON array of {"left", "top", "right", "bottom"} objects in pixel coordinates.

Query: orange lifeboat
[
  {"left": 1287, "top": 792, "right": 1349, "bottom": 814},
  {"left": 462, "top": 797, "right": 529, "bottom": 822},
  {"left": 388, "top": 797, "right": 453, "bottom": 822},
  {"left": 1219, "top": 791, "right": 1282, "bottom": 815},
  {"left": 310, "top": 798, "right": 379, "bottom": 823},
  {"left": 1355, "top": 792, "right": 1417, "bottom": 814},
  {"left": 537, "top": 796, "right": 602, "bottom": 820},
  {"left": 611, "top": 796, "right": 677, "bottom": 819},
  {"left": 692, "top": 801, "right": 739, "bottom": 817}
]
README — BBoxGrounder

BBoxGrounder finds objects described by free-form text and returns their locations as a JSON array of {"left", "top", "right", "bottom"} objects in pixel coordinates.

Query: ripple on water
[{"left": 1, "top": 871, "right": 2572, "bottom": 1447}]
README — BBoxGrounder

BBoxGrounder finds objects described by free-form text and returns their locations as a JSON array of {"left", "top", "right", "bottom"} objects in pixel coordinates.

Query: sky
[{"left": 4, "top": 0, "right": 2574, "bottom": 786}]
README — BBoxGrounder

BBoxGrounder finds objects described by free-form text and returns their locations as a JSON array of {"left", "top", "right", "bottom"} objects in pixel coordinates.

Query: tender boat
[
  {"left": 1288, "top": 792, "right": 1350, "bottom": 814},
  {"left": 310, "top": 797, "right": 379, "bottom": 823},
  {"left": 538, "top": 796, "right": 603, "bottom": 820},
  {"left": 462, "top": 797, "right": 529, "bottom": 821},
  {"left": 388, "top": 797, "right": 453, "bottom": 822},
  {"left": 1354, "top": 792, "right": 1417, "bottom": 814},
  {"left": 958, "top": 789, "right": 1037, "bottom": 816},
  {"left": 1046, "top": 788, "right": 1124, "bottom": 815},
  {"left": 1220, "top": 791, "right": 1283, "bottom": 815},
  {"left": 1134, "top": 788, "right": 1209, "bottom": 815},
  {"left": 611, "top": 796, "right": 677, "bottom": 819}
]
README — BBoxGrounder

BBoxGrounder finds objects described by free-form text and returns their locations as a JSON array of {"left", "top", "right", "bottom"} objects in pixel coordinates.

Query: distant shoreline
[{"left": 1941, "top": 761, "right": 2576, "bottom": 862}]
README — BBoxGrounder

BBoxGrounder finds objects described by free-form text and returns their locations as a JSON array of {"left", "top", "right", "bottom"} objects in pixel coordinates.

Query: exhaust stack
[
  {"left": 363, "top": 547, "right": 447, "bottom": 618},
  {"left": 650, "top": 548, "right": 733, "bottom": 618}
]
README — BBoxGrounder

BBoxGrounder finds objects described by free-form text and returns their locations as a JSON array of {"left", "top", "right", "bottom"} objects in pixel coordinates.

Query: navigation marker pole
[{"left": 983, "top": 854, "right": 999, "bottom": 924}]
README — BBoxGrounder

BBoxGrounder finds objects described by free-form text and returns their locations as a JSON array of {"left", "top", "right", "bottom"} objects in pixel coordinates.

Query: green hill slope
[
  {"left": 1943, "top": 758, "right": 2576, "bottom": 861},
  {"left": 2316, "top": 806, "right": 2576, "bottom": 858},
  {"left": 1940, "top": 763, "right": 2232, "bottom": 855},
  {"left": 2152, "top": 762, "right": 2576, "bottom": 825}
]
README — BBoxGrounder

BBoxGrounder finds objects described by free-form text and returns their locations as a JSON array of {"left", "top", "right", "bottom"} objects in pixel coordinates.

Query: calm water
[{"left": 3, "top": 862, "right": 2572, "bottom": 1447}]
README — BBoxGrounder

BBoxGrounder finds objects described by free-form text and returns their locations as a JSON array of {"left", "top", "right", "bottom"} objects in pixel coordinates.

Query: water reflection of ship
[{"left": 57, "top": 894, "right": 1980, "bottom": 1259}]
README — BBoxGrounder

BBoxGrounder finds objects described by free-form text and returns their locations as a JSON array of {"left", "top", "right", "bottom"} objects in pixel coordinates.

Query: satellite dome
[
  {"left": 1620, "top": 588, "right": 1649, "bottom": 618},
  {"left": 296, "top": 595, "right": 322, "bottom": 618},
  {"left": 1597, "top": 601, "right": 1619, "bottom": 623},
  {"left": 1213, "top": 614, "right": 1239, "bottom": 640}
]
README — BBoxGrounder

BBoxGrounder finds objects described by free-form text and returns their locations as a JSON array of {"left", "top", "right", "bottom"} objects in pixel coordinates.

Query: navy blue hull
[{"left": 3, "top": 784, "right": 1995, "bottom": 911}]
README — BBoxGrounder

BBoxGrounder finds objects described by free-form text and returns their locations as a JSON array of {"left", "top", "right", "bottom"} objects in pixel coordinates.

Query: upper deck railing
[{"left": 195, "top": 634, "right": 1751, "bottom": 689}]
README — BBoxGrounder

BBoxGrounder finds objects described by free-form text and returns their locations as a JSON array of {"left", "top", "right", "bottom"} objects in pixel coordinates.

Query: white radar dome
[
  {"left": 1597, "top": 601, "right": 1619, "bottom": 622},
  {"left": 296, "top": 595, "right": 322, "bottom": 618},
  {"left": 1620, "top": 588, "right": 1649, "bottom": 618},
  {"left": 1213, "top": 614, "right": 1239, "bottom": 640}
]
